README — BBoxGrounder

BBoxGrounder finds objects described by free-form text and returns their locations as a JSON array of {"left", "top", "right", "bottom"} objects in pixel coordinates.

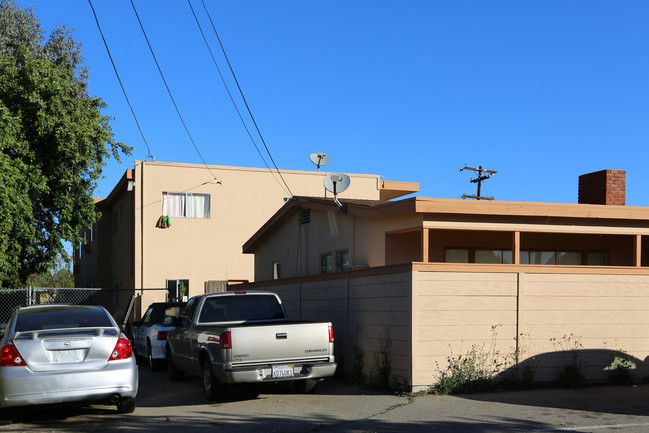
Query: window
[
  {"left": 162, "top": 192, "right": 210, "bottom": 218},
  {"left": 586, "top": 252, "right": 607, "bottom": 265},
  {"left": 166, "top": 279, "right": 189, "bottom": 301},
  {"left": 521, "top": 251, "right": 608, "bottom": 265},
  {"left": 476, "top": 250, "right": 512, "bottom": 264},
  {"left": 272, "top": 261, "right": 281, "bottom": 280},
  {"left": 445, "top": 249, "right": 469, "bottom": 263},
  {"left": 320, "top": 253, "right": 332, "bottom": 273},
  {"left": 445, "top": 248, "right": 512, "bottom": 264},
  {"left": 336, "top": 250, "right": 350, "bottom": 271}
]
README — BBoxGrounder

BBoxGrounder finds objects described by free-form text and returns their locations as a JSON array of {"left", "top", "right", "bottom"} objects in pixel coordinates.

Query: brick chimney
[{"left": 578, "top": 170, "right": 626, "bottom": 205}]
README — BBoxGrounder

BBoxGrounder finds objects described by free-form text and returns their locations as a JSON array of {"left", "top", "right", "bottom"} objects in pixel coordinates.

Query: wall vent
[{"left": 299, "top": 209, "right": 311, "bottom": 225}]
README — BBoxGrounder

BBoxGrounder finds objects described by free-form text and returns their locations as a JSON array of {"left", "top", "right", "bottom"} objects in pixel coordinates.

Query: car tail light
[
  {"left": 109, "top": 338, "right": 133, "bottom": 361},
  {"left": 328, "top": 325, "right": 334, "bottom": 343},
  {"left": 0, "top": 344, "right": 26, "bottom": 367},
  {"left": 157, "top": 331, "right": 169, "bottom": 340},
  {"left": 219, "top": 331, "right": 231, "bottom": 349}
]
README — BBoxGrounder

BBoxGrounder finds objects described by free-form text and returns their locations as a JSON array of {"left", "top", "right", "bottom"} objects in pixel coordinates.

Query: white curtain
[
  {"left": 163, "top": 192, "right": 185, "bottom": 217},
  {"left": 187, "top": 193, "right": 209, "bottom": 218},
  {"left": 163, "top": 192, "right": 209, "bottom": 218}
]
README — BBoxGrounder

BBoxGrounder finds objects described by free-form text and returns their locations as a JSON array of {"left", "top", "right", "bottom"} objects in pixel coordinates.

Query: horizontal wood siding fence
[
  {"left": 241, "top": 267, "right": 649, "bottom": 390},
  {"left": 243, "top": 271, "right": 413, "bottom": 389}
]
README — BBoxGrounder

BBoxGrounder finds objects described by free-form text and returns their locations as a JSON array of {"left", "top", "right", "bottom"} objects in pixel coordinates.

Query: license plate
[
  {"left": 272, "top": 365, "right": 294, "bottom": 378},
  {"left": 52, "top": 350, "right": 82, "bottom": 364}
]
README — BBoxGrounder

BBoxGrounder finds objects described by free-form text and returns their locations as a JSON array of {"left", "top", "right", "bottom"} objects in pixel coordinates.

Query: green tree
[
  {"left": 27, "top": 255, "right": 74, "bottom": 288},
  {"left": 0, "top": 0, "right": 131, "bottom": 288}
]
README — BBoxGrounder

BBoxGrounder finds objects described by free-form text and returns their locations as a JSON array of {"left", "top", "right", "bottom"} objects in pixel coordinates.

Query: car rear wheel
[
  {"left": 166, "top": 346, "right": 184, "bottom": 381},
  {"left": 116, "top": 397, "right": 136, "bottom": 414},
  {"left": 202, "top": 359, "right": 228, "bottom": 401},
  {"left": 147, "top": 340, "right": 164, "bottom": 371}
]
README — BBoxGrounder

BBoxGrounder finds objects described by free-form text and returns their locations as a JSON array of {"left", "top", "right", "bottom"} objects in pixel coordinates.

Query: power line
[
  {"left": 199, "top": 0, "right": 293, "bottom": 197},
  {"left": 128, "top": 0, "right": 219, "bottom": 182},
  {"left": 87, "top": 0, "right": 154, "bottom": 161},
  {"left": 186, "top": 0, "right": 290, "bottom": 196}
]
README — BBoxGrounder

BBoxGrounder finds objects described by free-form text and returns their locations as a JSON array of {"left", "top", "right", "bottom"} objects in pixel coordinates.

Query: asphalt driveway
[{"left": 3, "top": 366, "right": 649, "bottom": 432}]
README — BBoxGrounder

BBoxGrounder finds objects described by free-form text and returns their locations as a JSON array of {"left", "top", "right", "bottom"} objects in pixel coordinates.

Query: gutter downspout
[{"left": 140, "top": 161, "right": 145, "bottom": 292}]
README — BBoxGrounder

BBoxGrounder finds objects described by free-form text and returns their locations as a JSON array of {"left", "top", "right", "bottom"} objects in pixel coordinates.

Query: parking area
[{"left": 4, "top": 366, "right": 649, "bottom": 432}]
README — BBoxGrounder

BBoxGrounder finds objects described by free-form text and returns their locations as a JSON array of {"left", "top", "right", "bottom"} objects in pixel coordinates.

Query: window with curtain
[{"left": 162, "top": 192, "right": 210, "bottom": 218}]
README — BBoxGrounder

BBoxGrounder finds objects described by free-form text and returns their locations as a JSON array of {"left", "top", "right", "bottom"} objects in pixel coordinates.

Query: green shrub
[{"left": 605, "top": 356, "right": 636, "bottom": 385}]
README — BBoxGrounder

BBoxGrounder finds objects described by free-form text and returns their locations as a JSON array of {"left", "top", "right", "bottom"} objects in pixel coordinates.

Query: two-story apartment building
[
  {"left": 241, "top": 170, "right": 649, "bottom": 390},
  {"left": 74, "top": 160, "right": 418, "bottom": 302}
]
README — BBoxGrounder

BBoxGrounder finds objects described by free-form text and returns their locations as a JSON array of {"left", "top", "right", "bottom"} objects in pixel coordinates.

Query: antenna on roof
[
  {"left": 310, "top": 152, "right": 330, "bottom": 171},
  {"left": 323, "top": 173, "right": 350, "bottom": 214},
  {"left": 460, "top": 164, "right": 497, "bottom": 200}
]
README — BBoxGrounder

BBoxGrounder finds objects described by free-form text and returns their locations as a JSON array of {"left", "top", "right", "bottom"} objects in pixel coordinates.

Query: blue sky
[{"left": 16, "top": 0, "right": 649, "bottom": 205}]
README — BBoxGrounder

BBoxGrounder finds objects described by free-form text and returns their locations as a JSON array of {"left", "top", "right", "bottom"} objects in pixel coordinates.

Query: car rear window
[
  {"left": 199, "top": 295, "right": 286, "bottom": 323},
  {"left": 15, "top": 307, "right": 114, "bottom": 332},
  {"left": 150, "top": 304, "right": 185, "bottom": 324}
]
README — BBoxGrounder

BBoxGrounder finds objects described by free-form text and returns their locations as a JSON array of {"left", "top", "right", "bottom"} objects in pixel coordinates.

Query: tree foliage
[
  {"left": 27, "top": 255, "right": 74, "bottom": 288},
  {"left": 0, "top": 0, "right": 132, "bottom": 288}
]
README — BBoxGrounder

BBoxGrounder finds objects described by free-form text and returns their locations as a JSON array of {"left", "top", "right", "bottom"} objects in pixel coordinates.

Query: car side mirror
[{"left": 163, "top": 316, "right": 178, "bottom": 327}]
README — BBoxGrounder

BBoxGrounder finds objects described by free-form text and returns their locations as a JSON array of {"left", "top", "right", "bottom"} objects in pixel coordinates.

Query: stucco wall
[{"left": 131, "top": 161, "right": 385, "bottom": 294}]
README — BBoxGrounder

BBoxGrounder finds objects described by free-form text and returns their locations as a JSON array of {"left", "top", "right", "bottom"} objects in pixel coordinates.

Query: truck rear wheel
[
  {"left": 166, "top": 346, "right": 184, "bottom": 381},
  {"left": 202, "top": 359, "right": 228, "bottom": 401}
]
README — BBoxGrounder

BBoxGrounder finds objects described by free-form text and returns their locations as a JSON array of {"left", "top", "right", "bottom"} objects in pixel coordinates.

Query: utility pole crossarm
[{"left": 460, "top": 164, "right": 497, "bottom": 200}]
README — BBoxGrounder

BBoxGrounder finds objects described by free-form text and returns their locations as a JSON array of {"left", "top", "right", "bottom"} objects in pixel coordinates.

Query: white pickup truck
[{"left": 165, "top": 290, "right": 336, "bottom": 400}]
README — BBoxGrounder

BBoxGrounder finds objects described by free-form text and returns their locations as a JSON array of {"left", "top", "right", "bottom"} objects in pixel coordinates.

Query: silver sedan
[{"left": 0, "top": 304, "right": 138, "bottom": 423}]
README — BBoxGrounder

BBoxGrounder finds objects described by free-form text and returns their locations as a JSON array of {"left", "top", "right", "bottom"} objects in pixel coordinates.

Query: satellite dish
[
  {"left": 310, "top": 152, "right": 330, "bottom": 171},
  {"left": 323, "top": 173, "right": 350, "bottom": 195},
  {"left": 323, "top": 173, "right": 350, "bottom": 214}
]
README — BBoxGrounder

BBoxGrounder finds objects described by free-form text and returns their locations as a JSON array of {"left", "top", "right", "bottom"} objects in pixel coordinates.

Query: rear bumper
[
  {"left": 0, "top": 359, "right": 138, "bottom": 408},
  {"left": 214, "top": 361, "right": 337, "bottom": 384}
]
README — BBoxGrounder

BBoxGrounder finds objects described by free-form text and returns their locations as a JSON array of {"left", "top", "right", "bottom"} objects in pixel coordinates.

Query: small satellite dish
[
  {"left": 310, "top": 152, "right": 330, "bottom": 171},
  {"left": 323, "top": 173, "right": 350, "bottom": 214},
  {"left": 323, "top": 173, "right": 350, "bottom": 195}
]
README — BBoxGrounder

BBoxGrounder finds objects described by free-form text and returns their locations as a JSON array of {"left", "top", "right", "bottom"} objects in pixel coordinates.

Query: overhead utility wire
[
  {"left": 128, "top": 0, "right": 219, "bottom": 181},
  {"left": 87, "top": 0, "right": 153, "bottom": 160},
  {"left": 199, "top": 0, "right": 294, "bottom": 197},
  {"left": 186, "top": 0, "right": 290, "bottom": 196}
]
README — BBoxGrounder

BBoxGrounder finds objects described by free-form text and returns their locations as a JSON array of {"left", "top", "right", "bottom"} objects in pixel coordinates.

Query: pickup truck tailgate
[{"left": 229, "top": 322, "right": 331, "bottom": 365}]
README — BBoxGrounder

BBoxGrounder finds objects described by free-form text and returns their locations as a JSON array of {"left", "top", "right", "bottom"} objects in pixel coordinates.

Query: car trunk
[{"left": 12, "top": 328, "right": 119, "bottom": 372}]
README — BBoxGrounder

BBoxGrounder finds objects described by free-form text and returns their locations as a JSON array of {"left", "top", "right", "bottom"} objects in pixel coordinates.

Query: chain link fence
[{"left": 0, "top": 287, "right": 173, "bottom": 331}]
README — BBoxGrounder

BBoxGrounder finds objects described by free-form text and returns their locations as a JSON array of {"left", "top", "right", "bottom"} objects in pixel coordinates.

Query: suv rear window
[{"left": 15, "top": 306, "right": 114, "bottom": 332}]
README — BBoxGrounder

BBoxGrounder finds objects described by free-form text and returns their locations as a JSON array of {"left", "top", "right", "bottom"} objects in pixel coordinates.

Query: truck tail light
[
  {"left": 0, "top": 344, "right": 26, "bottom": 367},
  {"left": 109, "top": 338, "right": 133, "bottom": 361},
  {"left": 220, "top": 331, "right": 232, "bottom": 349},
  {"left": 157, "top": 331, "right": 169, "bottom": 340},
  {"left": 328, "top": 325, "right": 334, "bottom": 343}
]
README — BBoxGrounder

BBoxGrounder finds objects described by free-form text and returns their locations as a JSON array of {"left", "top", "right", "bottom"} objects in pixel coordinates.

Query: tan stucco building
[
  {"left": 241, "top": 170, "right": 649, "bottom": 390},
  {"left": 74, "top": 160, "right": 418, "bottom": 300}
]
